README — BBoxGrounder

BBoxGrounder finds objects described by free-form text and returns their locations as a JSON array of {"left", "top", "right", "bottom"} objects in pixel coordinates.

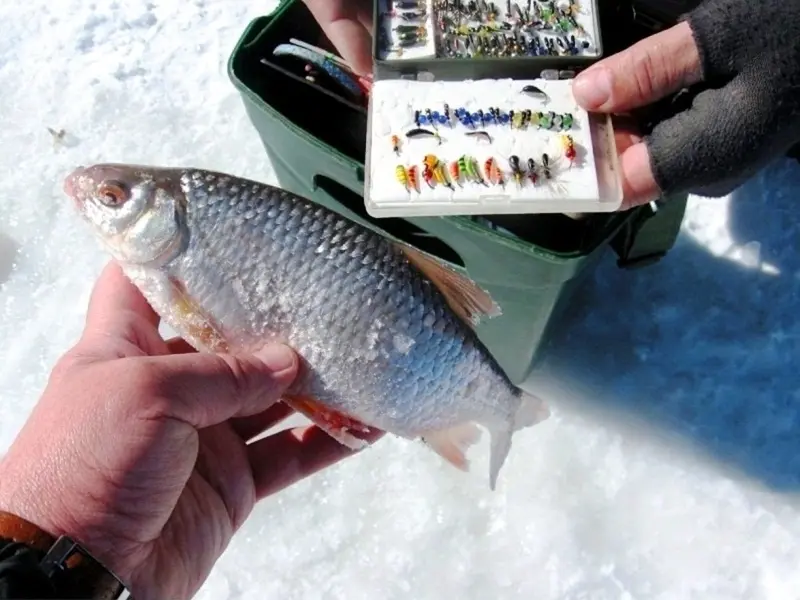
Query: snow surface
[{"left": 2, "top": 1, "right": 800, "bottom": 598}]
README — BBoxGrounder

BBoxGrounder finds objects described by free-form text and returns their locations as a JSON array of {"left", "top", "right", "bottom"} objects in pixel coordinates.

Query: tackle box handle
[{"left": 610, "top": 194, "right": 688, "bottom": 269}]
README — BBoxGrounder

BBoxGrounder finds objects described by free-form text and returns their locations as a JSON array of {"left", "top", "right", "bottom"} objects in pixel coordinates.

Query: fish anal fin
[
  {"left": 168, "top": 277, "right": 229, "bottom": 353},
  {"left": 284, "top": 395, "right": 374, "bottom": 450},
  {"left": 422, "top": 422, "right": 483, "bottom": 472},
  {"left": 392, "top": 241, "right": 501, "bottom": 328}
]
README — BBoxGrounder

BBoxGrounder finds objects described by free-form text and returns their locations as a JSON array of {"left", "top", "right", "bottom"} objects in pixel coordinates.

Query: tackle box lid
[{"left": 363, "top": 0, "right": 624, "bottom": 219}]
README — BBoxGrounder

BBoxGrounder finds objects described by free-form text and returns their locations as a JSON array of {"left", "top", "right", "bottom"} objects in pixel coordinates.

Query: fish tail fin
[
  {"left": 422, "top": 422, "right": 483, "bottom": 472},
  {"left": 422, "top": 393, "right": 549, "bottom": 488},
  {"left": 513, "top": 390, "right": 550, "bottom": 430},
  {"left": 487, "top": 391, "right": 550, "bottom": 491}
]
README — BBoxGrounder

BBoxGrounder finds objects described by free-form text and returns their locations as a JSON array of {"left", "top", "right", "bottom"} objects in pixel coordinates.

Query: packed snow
[{"left": 1, "top": 1, "right": 799, "bottom": 598}]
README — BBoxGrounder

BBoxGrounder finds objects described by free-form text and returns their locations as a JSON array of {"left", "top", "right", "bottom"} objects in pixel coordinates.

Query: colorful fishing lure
[{"left": 272, "top": 43, "right": 363, "bottom": 99}]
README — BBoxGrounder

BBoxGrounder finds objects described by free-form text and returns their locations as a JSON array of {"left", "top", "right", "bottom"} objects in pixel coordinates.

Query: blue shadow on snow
[{"left": 533, "top": 157, "right": 800, "bottom": 491}]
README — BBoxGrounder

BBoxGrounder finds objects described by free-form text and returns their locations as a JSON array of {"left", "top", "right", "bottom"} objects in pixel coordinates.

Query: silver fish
[{"left": 63, "top": 164, "right": 550, "bottom": 489}]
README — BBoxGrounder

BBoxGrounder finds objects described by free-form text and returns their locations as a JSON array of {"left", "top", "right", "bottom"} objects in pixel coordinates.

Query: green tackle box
[{"left": 226, "top": 0, "right": 688, "bottom": 391}]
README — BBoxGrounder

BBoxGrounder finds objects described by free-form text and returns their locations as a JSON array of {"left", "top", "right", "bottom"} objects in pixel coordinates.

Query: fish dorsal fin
[{"left": 392, "top": 240, "right": 502, "bottom": 328}]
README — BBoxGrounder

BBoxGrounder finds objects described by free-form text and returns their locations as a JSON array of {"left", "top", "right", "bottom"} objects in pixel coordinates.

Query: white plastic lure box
[
  {"left": 365, "top": 0, "right": 622, "bottom": 218},
  {"left": 364, "top": 77, "right": 622, "bottom": 217}
]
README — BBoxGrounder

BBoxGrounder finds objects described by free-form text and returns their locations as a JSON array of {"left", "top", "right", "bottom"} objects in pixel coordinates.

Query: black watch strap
[
  {"left": 0, "top": 511, "right": 131, "bottom": 599},
  {"left": 40, "top": 536, "right": 131, "bottom": 600}
]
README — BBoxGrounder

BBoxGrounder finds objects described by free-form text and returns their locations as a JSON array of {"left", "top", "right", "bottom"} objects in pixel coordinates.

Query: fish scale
[
  {"left": 183, "top": 173, "right": 471, "bottom": 413},
  {"left": 64, "top": 164, "right": 550, "bottom": 489},
  {"left": 243, "top": 187, "right": 469, "bottom": 397}
]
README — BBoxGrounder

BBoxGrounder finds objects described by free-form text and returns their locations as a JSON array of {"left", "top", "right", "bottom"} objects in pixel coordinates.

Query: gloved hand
[{"left": 573, "top": 0, "right": 800, "bottom": 209}]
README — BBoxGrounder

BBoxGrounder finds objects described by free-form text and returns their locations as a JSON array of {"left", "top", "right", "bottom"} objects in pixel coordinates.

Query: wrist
[
  {"left": 0, "top": 507, "right": 56, "bottom": 554},
  {"left": 0, "top": 508, "right": 132, "bottom": 600},
  {"left": 0, "top": 466, "right": 132, "bottom": 599}
]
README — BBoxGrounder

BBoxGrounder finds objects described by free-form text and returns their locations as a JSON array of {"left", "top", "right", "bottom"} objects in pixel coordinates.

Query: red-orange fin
[
  {"left": 168, "top": 277, "right": 228, "bottom": 352},
  {"left": 392, "top": 241, "right": 501, "bottom": 328},
  {"left": 421, "top": 422, "right": 483, "bottom": 472},
  {"left": 284, "top": 395, "right": 374, "bottom": 450}
]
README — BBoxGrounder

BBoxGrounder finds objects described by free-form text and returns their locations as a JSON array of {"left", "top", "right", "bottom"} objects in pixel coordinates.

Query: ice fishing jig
[{"left": 271, "top": 43, "right": 364, "bottom": 99}]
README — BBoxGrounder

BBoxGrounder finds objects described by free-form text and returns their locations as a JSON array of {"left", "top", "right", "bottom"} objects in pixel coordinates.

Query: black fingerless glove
[{"left": 644, "top": 0, "right": 800, "bottom": 197}]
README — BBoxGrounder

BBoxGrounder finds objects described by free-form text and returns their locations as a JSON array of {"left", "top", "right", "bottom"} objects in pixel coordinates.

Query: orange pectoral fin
[
  {"left": 168, "top": 277, "right": 228, "bottom": 352},
  {"left": 283, "top": 395, "right": 375, "bottom": 450}
]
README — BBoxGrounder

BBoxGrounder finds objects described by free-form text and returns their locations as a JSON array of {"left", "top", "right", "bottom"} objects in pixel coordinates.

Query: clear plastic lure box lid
[{"left": 363, "top": 0, "right": 623, "bottom": 219}]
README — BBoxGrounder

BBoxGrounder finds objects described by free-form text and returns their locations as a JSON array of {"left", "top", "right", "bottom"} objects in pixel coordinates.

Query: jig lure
[
  {"left": 541, "top": 153, "right": 552, "bottom": 179},
  {"left": 508, "top": 155, "right": 524, "bottom": 188},
  {"left": 461, "top": 155, "right": 484, "bottom": 185},
  {"left": 521, "top": 84, "right": 548, "bottom": 101},
  {"left": 272, "top": 43, "right": 363, "bottom": 99},
  {"left": 433, "top": 163, "right": 453, "bottom": 189},
  {"left": 423, "top": 154, "right": 440, "bottom": 169},
  {"left": 422, "top": 164, "right": 436, "bottom": 188},
  {"left": 395, "top": 165, "right": 409, "bottom": 190},
  {"left": 484, "top": 157, "right": 504, "bottom": 186},
  {"left": 527, "top": 158, "right": 538, "bottom": 185},
  {"left": 405, "top": 128, "right": 442, "bottom": 144},
  {"left": 448, "top": 160, "right": 462, "bottom": 187},
  {"left": 407, "top": 165, "right": 420, "bottom": 192},
  {"left": 465, "top": 131, "right": 492, "bottom": 143},
  {"left": 560, "top": 134, "right": 577, "bottom": 167}
]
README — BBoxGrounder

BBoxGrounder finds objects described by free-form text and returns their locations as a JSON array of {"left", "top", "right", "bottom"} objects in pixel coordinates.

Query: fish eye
[{"left": 96, "top": 180, "right": 129, "bottom": 208}]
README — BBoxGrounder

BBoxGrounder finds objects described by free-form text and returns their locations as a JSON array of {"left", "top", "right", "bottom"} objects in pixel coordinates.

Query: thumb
[
  {"left": 572, "top": 21, "right": 703, "bottom": 113},
  {"left": 140, "top": 344, "right": 300, "bottom": 429}
]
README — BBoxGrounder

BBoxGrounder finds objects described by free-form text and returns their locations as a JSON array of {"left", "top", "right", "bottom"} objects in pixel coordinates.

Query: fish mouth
[{"left": 63, "top": 165, "right": 85, "bottom": 205}]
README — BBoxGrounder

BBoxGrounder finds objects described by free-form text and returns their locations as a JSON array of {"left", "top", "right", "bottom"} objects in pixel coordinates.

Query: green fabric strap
[{"left": 611, "top": 194, "right": 688, "bottom": 269}]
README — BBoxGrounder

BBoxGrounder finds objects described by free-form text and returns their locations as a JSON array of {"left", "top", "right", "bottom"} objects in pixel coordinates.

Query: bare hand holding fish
[
  {"left": 0, "top": 261, "right": 378, "bottom": 600},
  {"left": 63, "top": 163, "right": 550, "bottom": 490}
]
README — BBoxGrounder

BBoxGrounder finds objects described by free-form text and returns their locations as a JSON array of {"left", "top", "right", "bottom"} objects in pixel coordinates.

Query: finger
[
  {"left": 165, "top": 337, "right": 298, "bottom": 438},
  {"left": 248, "top": 425, "right": 385, "bottom": 499},
  {"left": 195, "top": 424, "right": 255, "bottom": 530},
  {"left": 230, "top": 402, "right": 296, "bottom": 442},
  {"left": 612, "top": 116, "right": 644, "bottom": 153},
  {"left": 165, "top": 337, "right": 197, "bottom": 355},
  {"left": 645, "top": 71, "right": 783, "bottom": 197},
  {"left": 618, "top": 142, "right": 661, "bottom": 210},
  {"left": 85, "top": 261, "right": 160, "bottom": 332},
  {"left": 78, "top": 261, "right": 166, "bottom": 360},
  {"left": 607, "top": 119, "right": 661, "bottom": 210},
  {"left": 302, "top": 0, "right": 373, "bottom": 75},
  {"left": 572, "top": 21, "right": 703, "bottom": 113},
  {"left": 356, "top": 0, "right": 374, "bottom": 36},
  {"left": 139, "top": 344, "right": 300, "bottom": 429}
]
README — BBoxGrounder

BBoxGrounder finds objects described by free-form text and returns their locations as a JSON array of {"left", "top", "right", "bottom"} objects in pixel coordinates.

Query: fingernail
[
  {"left": 255, "top": 344, "right": 297, "bottom": 373},
  {"left": 573, "top": 67, "right": 612, "bottom": 109}
]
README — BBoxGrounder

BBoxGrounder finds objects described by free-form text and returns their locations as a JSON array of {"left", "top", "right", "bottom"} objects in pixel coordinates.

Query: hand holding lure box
[{"left": 364, "top": 0, "right": 623, "bottom": 219}]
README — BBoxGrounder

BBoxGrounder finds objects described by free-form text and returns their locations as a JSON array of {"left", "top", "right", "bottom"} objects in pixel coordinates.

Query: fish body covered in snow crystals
[{"left": 63, "top": 164, "right": 550, "bottom": 489}]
